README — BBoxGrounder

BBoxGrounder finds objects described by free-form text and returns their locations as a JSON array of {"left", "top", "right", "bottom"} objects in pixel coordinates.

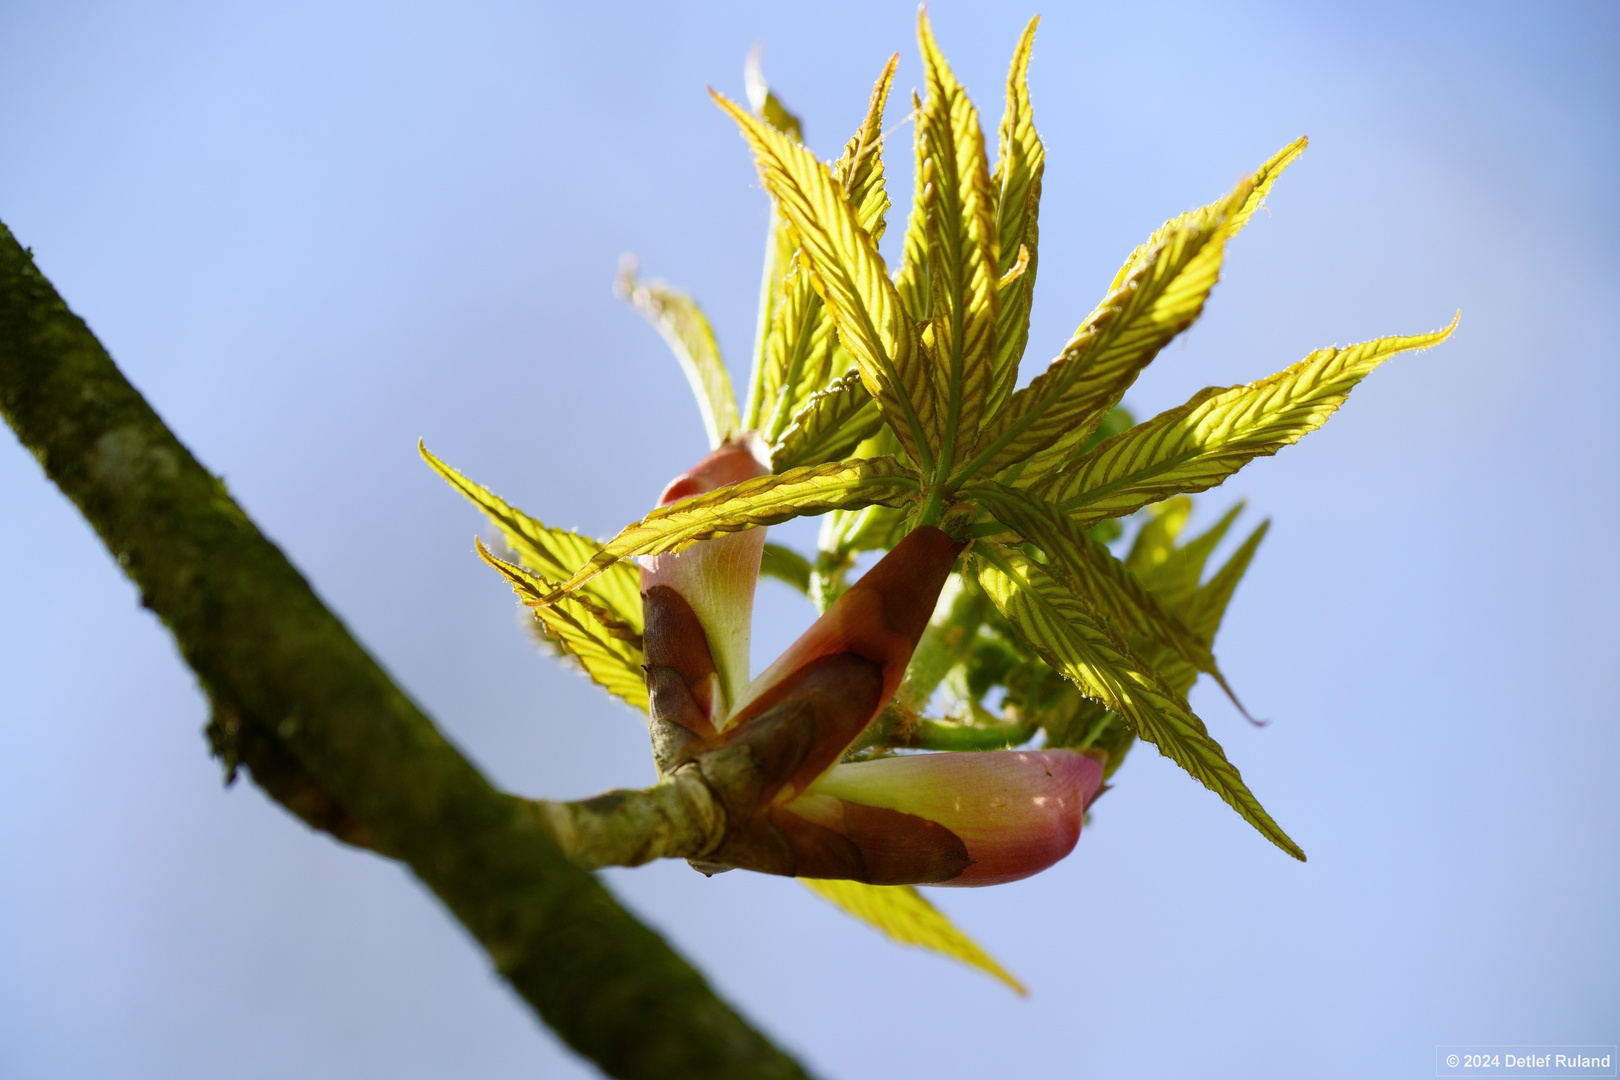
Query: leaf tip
[
  {"left": 743, "top": 42, "right": 768, "bottom": 111},
  {"left": 417, "top": 439, "right": 450, "bottom": 476},
  {"left": 473, "top": 533, "right": 502, "bottom": 561},
  {"left": 614, "top": 253, "right": 638, "bottom": 299},
  {"left": 916, "top": 3, "right": 938, "bottom": 48},
  {"left": 710, "top": 85, "right": 762, "bottom": 137}
]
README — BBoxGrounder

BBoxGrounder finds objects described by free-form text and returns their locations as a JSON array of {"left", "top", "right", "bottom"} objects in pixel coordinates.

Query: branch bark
[{"left": 0, "top": 220, "right": 813, "bottom": 1080}]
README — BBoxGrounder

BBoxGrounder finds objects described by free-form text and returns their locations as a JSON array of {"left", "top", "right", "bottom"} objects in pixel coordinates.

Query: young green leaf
[
  {"left": 1107, "top": 137, "right": 1307, "bottom": 295},
  {"left": 917, "top": 8, "right": 1000, "bottom": 464},
  {"left": 616, "top": 258, "right": 741, "bottom": 451},
  {"left": 759, "top": 542, "right": 813, "bottom": 595},
  {"left": 800, "top": 878, "right": 1026, "bottom": 994},
  {"left": 973, "top": 542, "right": 1304, "bottom": 860},
  {"left": 1034, "top": 318, "right": 1460, "bottom": 526},
  {"left": 988, "top": 15, "right": 1045, "bottom": 414},
  {"left": 957, "top": 183, "right": 1247, "bottom": 485},
  {"left": 758, "top": 266, "right": 841, "bottom": 443},
  {"left": 743, "top": 45, "right": 804, "bottom": 143},
  {"left": 894, "top": 89, "right": 931, "bottom": 324},
  {"left": 896, "top": 575, "right": 990, "bottom": 712},
  {"left": 956, "top": 139, "right": 1307, "bottom": 487},
  {"left": 969, "top": 481, "right": 1226, "bottom": 688},
  {"left": 544, "top": 457, "right": 920, "bottom": 602},
  {"left": 756, "top": 57, "right": 898, "bottom": 440},
  {"left": 837, "top": 54, "right": 898, "bottom": 242},
  {"left": 420, "top": 442, "right": 641, "bottom": 628},
  {"left": 770, "top": 371, "right": 883, "bottom": 470},
  {"left": 1142, "top": 517, "right": 1270, "bottom": 697},
  {"left": 477, "top": 540, "right": 649, "bottom": 713},
  {"left": 1182, "top": 517, "right": 1269, "bottom": 643},
  {"left": 1124, "top": 496, "right": 1194, "bottom": 577},
  {"left": 741, "top": 48, "right": 804, "bottom": 431},
  {"left": 1135, "top": 500, "right": 1247, "bottom": 614},
  {"left": 711, "top": 89, "right": 941, "bottom": 471}
]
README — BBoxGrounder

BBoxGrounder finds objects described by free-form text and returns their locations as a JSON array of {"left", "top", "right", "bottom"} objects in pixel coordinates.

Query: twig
[{"left": 0, "top": 220, "right": 812, "bottom": 1080}]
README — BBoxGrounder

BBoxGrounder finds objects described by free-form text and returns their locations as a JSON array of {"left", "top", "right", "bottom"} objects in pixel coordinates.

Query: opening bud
[
  {"left": 788, "top": 749, "right": 1104, "bottom": 886},
  {"left": 640, "top": 437, "right": 769, "bottom": 729}
]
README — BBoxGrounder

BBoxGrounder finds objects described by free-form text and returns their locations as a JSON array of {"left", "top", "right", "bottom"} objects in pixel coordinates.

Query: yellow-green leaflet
[
  {"left": 837, "top": 54, "right": 898, "bottom": 242},
  {"left": 957, "top": 179, "right": 1249, "bottom": 485},
  {"left": 973, "top": 542, "right": 1304, "bottom": 860},
  {"left": 544, "top": 457, "right": 919, "bottom": 603},
  {"left": 800, "top": 879, "right": 1026, "bottom": 995},
  {"left": 741, "top": 49, "right": 804, "bottom": 431},
  {"left": 759, "top": 267, "right": 841, "bottom": 442},
  {"left": 987, "top": 16, "right": 1044, "bottom": 411},
  {"left": 770, "top": 371, "right": 883, "bottom": 470},
  {"left": 1180, "top": 518, "right": 1268, "bottom": 644},
  {"left": 894, "top": 89, "right": 931, "bottom": 324},
  {"left": 713, "top": 89, "right": 940, "bottom": 473},
  {"left": 957, "top": 138, "right": 1306, "bottom": 487},
  {"left": 1138, "top": 516, "right": 1270, "bottom": 698},
  {"left": 420, "top": 442, "right": 641, "bottom": 629},
  {"left": 969, "top": 481, "right": 1224, "bottom": 688},
  {"left": 1108, "top": 137, "right": 1306, "bottom": 294},
  {"left": 1133, "top": 500, "right": 1247, "bottom": 614},
  {"left": 1124, "top": 496, "right": 1194, "bottom": 578},
  {"left": 1034, "top": 318, "right": 1460, "bottom": 525},
  {"left": 917, "top": 8, "right": 999, "bottom": 461},
  {"left": 743, "top": 45, "right": 803, "bottom": 143},
  {"left": 755, "top": 57, "right": 897, "bottom": 441},
  {"left": 616, "top": 259, "right": 741, "bottom": 451},
  {"left": 759, "top": 542, "right": 812, "bottom": 595},
  {"left": 897, "top": 579, "right": 991, "bottom": 712},
  {"left": 746, "top": 213, "right": 798, "bottom": 433},
  {"left": 477, "top": 540, "right": 649, "bottom": 713}
]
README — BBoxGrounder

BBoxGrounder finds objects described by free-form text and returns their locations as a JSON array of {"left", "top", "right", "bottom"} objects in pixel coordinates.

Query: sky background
[{"left": 1, "top": 2, "right": 1616, "bottom": 1078}]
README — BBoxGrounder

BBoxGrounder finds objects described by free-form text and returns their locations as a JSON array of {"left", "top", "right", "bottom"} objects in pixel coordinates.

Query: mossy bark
[{"left": 0, "top": 220, "right": 812, "bottom": 1080}]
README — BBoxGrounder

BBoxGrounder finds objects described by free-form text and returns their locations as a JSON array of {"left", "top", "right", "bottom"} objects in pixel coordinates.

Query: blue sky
[{"left": 2, "top": 2, "right": 1616, "bottom": 1077}]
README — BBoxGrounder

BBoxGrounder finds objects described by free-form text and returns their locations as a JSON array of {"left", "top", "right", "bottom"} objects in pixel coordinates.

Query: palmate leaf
[
  {"left": 742, "top": 47, "right": 804, "bottom": 432},
  {"left": 1117, "top": 499, "right": 1261, "bottom": 703},
  {"left": 1033, "top": 318, "right": 1460, "bottom": 526},
  {"left": 771, "top": 371, "right": 883, "bottom": 471},
  {"left": 712, "top": 89, "right": 941, "bottom": 473},
  {"left": 1181, "top": 517, "right": 1269, "bottom": 644},
  {"left": 1135, "top": 500, "right": 1246, "bottom": 612},
  {"left": 755, "top": 58, "right": 898, "bottom": 442},
  {"left": 917, "top": 9, "right": 1000, "bottom": 463},
  {"left": 757, "top": 266, "right": 841, "bottom": 443},
  {"left": 743, "top": 45, "right": 803, "bottom": 143},
  {"left": 894, "top": 88, "right": 931, "bottom": 324},
  {"left": 953, "top": 138, "right": 1307, "bottom": 488},
  {"left": 543, "top": 456, "right": 919, "bottom": 602},
  {"left": 616, "top": 259, "right": 741, "bottom": 451},
  {"left": 836, "top": 54, "right": 898, "bottom": 242},
  {"left": 800, "top": 879, "right": 1026, "bottom": 994},
  {"left": 969, "top": 482, "right": 1228, "bottom": 692},
  {"left": 478, "top": 541, "right": 649, "bottom": 713},
  {"left": 1124, "top": 496, "right": 1194, "bottom": 578},
  {"left": 420, "top": 443, "right": 641, "bottom": 629},
  {"left": 1139, "top": 516, "right": 1270, "bottom": 698},
  {"left": 987, "top": 16, "right": 1045, "bottom": 412},
  {"left": 972, "top": 542, "right": 1304, "bottom": 860}
]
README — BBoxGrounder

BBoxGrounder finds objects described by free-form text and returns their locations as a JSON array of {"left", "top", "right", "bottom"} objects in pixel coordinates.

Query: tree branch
[{"left": 0, "top": 219, "right": 813, "bottom": 1080}]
